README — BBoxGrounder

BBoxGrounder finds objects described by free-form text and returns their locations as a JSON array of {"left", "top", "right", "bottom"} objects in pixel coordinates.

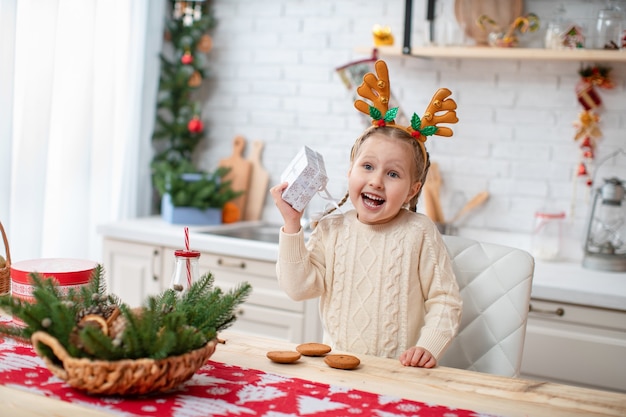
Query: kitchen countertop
[{"left": 98, "top": 217, "right": 626, "bottom": 312}]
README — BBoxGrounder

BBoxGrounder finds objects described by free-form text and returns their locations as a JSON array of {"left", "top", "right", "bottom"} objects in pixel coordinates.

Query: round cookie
[
  {"left": 324, "top": 354, "right": 360, "bottom": 370},
  {"left": 296, "top": 342, "right": 332, "bottom": 356},
  {"left": 267, "top": 350, "right": 301, "bottom": 364}
]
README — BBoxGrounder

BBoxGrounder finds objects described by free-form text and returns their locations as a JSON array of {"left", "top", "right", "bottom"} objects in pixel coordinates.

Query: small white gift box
[{"left": 280, "top": 146, "right": 329, "bottom": 212}]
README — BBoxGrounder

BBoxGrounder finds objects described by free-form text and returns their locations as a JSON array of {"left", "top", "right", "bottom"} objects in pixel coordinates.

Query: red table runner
[{"left": 0, "top": 336, "right": 497, "bottom": 417}]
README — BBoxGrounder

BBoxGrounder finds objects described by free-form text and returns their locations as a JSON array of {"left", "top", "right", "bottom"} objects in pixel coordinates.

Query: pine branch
[{"left": 0, "top": 261, "right": 251, "bottom": 361}]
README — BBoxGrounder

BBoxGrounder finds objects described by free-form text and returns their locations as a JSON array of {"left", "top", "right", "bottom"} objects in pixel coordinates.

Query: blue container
[{"left": 161, "top": 194, "right": 222, "bottom": 225}]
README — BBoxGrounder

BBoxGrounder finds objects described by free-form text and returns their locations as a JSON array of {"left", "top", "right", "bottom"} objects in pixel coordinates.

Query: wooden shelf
[{"left": 357, "top": 45, "right": 626, "bottom": 62}]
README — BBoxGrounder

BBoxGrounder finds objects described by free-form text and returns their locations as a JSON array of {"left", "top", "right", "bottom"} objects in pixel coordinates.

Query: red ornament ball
[
  {"left": 187, "top": 117, "right": 204, "bottom": 133},
  {"left": 181, "top": 52, "right": 194, "bottom": 65}
]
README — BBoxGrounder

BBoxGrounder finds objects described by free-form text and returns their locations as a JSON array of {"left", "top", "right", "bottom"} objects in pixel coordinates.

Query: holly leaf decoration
[
  {"left": 384, "top": 107, "right": 398, "bottom": 123},
  {"left": 410, "top": 113, "right": 422, "bottom": 131},
  {"left": 421, "top": 125, "right": 438, "bottom": 136},
  {"left": 410, "top": 113, "right": 439, "bottom": 137},
  {"left": 369, "top": 106, "right": 382, "bottom": 120}
]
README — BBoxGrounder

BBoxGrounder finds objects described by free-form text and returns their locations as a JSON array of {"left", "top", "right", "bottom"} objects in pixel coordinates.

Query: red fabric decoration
[
  {"left": 0, "top": 335, "right": 483, "bottom": 417},
  {"left": 577, "top": 162, "right": 588, "bottom": 176},
  {"left": 576, "top": 81, "right": 602, "bottom": 111}
]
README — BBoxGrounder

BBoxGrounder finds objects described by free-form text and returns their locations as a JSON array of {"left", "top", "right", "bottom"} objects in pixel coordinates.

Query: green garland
[{"left": 0, "top": 265, "right": 251, "bottom": 361}]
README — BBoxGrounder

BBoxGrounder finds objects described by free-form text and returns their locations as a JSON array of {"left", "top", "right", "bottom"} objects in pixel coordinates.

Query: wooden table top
[{"left": 1, "top": 330, "right": 624, "bottom": 417}]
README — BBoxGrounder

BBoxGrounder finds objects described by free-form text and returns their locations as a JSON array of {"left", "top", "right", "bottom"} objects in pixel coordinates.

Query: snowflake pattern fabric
[{"left": 0, "top": 336, "right": 498, "bottom": 417}]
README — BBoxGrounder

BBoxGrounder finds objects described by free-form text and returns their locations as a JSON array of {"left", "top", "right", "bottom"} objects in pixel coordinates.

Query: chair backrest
[{"left": 438, "top": 235, "right": 535, "bottom": 377}]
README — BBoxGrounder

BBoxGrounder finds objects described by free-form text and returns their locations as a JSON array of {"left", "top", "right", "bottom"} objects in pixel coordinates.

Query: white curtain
[{"left": 0, "top": 0, "right": 164, "bottom": 262}]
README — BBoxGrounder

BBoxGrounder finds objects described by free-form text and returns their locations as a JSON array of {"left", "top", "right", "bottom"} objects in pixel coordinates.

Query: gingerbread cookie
[
  {"left": 324, "top": 354, "right": 360, "bottom": 370},
  {"left": 266, "top": 350, "right": 301, "bottom": 364},
  {"left": 296, "top": 342, "right": 332, "bottom": 356}
]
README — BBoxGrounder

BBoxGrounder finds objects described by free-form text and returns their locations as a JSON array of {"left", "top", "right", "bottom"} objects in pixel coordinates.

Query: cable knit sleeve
[
  {"left": 275, "top": 227, "right": 326, "bottom": 301},
  {"left": 415, "top": 223, "right": 463, "bottom": 360}
]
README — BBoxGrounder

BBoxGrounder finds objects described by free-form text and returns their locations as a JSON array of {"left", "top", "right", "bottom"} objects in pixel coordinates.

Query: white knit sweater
[{"left": 276, "top": 209, "right": 462, "bottom": 361}]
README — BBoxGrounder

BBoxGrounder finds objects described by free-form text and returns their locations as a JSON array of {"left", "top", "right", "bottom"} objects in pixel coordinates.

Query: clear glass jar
[
  {"left": 594, "top": 1, "right": 624, "bottom": 49},
  {"left": 532, "top": 211, "right": 566, "bottom": 261},
  {"left": 544, "top": 3, "right": 567, "bottom": 49},
  {"left": 170, "top": 250, "right": 201, "bottom": 293}
]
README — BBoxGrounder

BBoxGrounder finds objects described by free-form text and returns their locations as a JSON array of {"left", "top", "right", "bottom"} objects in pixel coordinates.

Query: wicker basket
[
  {"left": 0, "top": 222, "right": 10, "bottom": 295},
  {"left": 31, "top": 331, "right": 217, "bottom": 396}
]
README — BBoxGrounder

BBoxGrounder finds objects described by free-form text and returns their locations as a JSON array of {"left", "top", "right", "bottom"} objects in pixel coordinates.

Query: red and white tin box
[{"left": 10, "top": 258, "right": 97, "bottom": 303}]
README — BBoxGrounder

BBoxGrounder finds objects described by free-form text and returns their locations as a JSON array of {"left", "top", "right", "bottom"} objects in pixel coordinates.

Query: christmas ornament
[
  {"left": 372, "top": 24, "right": 394, "bottom": 46},
  {"left": 576, "top": 81, "right": 602, "bottom": 111},
  {"left": 173, "top": 0, "right": 205, "bottom": 27},
  {"left": 181, "top": 51, "right": 194, "bottom": 65},
  {"left": 572, "top": 65, "right": 612, "bottom": 189},
  {"left": 188, "top": 71, "right": 202, "bottom": 87},
  {"left": 187, "top": 116, "right": 204, "bottom": 133},
  {"left": 478, "top": 13, "right": 540, "bottom": 47},
  {"left": 198, "top": 34, "right": 213, "bottom": 53},
  {"left": 570, "top": 65, "right": 615, "bottom": 215},
  {"left": 579, "top": 65, "right": 615, "bottom": 89}
]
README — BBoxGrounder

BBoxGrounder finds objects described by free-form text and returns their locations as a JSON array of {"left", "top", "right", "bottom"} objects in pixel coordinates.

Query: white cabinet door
[
  {"left": 102, "top": 239, "right": 163, "bottom": 307},
  {"left": 521, "top": 299, "right": 626, "bottom": 393}
]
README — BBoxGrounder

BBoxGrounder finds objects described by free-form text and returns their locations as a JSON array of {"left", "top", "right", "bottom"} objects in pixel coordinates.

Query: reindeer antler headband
[{"left": 354, "top": 60, "right": 458, "bottom": 163}]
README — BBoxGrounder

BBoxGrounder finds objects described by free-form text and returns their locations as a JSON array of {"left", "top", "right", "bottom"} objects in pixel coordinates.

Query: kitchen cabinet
[
  {"left": 521, "top": 298, "right": 626, "bottom": 392},
  {"left": 102, "top": 239, "right": 163, "bottom": 307},
  {"left": 102, "top": 237, "right": 322, "bottom": 344}
]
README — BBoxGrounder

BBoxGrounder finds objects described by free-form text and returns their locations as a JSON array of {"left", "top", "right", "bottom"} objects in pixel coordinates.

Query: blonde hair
[{"left": 321, "top": 126, "right": 430, "bottom": 220}]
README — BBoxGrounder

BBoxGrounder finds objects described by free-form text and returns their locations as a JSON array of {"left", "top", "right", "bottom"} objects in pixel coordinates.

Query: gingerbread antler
[
  {"left": 420, "top": 88, "right": 458, "bottom": 137},
  {"left": 353, "top": 60, "right": 458, "bottom": 162},
  {"left": 354, "top": 60, "right": 395, "bottom": 126}
]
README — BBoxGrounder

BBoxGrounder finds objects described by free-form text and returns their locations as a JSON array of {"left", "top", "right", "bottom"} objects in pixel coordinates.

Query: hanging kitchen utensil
[
  {"left": 423, "top": 162, "right": 445, "bottom": 223},
  {"left": 243, "top": 140, "right": 269, "bottom": 221},
  {"left": 449, "top": 190, "right": 489, "bottom": 224}
]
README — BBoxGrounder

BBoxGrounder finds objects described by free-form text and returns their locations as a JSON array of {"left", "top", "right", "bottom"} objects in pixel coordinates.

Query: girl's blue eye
[
  {"left": 388, "top": 171, "right": 399, "bottom": 178},
  {"left": 363, "top": 163, "right": 373, "bottom": 170}
]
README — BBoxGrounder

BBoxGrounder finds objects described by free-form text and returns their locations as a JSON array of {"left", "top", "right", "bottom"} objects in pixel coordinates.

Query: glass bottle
[{"left": 170, "top": 250, "right": 201, "bottom": 293}]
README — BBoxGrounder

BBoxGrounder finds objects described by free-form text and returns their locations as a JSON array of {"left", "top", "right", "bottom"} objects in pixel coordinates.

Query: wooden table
[{"left": 1, "top": 331, "right": 624, "bottom": 417}]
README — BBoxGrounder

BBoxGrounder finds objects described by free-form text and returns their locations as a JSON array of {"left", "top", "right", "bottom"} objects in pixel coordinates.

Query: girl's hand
[
  {"left": 399, "top": 347, "right": 437, "bottom": 368},
  {"left": 269, "top": 182, "right": 303, "bottom": 234}
]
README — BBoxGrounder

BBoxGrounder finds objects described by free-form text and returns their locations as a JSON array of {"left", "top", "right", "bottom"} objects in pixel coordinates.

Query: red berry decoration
[
  {"left": 187, "top": 117, "right": 203, "bottom": 133},
  {"left": 181, "top": 52, "right": 194, "bottom": 65}
]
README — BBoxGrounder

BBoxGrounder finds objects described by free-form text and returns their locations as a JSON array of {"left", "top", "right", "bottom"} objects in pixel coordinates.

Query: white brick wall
[{"left": 198, "top": 0, "right": 626, "bottom": 260}]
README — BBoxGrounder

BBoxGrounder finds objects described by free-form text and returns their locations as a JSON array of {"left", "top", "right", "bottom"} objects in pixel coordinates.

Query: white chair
[{"left": 438, "top": 235, "right": 535, "bottom": 377}]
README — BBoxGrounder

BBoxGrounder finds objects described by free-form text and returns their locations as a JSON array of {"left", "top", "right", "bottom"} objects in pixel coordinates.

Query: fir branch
[{"left": 0, "top": 266, "right": 252, "bottom": 361}]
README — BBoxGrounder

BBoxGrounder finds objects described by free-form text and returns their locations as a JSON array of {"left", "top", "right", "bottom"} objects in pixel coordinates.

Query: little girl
[{"left": 270, "top": 61, "right": 462, "bottom": 368}]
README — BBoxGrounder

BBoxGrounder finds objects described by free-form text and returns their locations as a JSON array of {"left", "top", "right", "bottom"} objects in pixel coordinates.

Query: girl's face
[{"left": 348, "top": 133, "right": 421, "bottom": 225}]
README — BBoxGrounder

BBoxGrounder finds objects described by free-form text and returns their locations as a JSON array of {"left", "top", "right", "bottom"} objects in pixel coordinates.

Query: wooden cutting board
[
  {"left": 219, "top": 136, "right": 252, "bottom": 218},
  {"left": 454, "top": 0, "right": 523, "bottom": 45},
  {"left": 243, "top": 140, "right": 269, "bottom": 221}
]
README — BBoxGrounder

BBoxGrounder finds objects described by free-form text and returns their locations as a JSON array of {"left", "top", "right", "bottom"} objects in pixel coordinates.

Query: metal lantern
[
  {"left": 172, "top": 1, "right": 205, "bottom": 26},
  {"left": 582, "top": 177, "right": 626, "bottom": 272}
]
